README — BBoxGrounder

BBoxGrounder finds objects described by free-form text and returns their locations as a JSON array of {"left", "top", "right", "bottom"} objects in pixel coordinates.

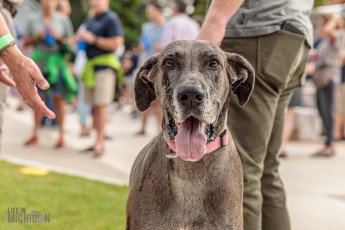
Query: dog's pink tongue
[{"left": 175, "top": 117, "right": 207, "bottom": 161}]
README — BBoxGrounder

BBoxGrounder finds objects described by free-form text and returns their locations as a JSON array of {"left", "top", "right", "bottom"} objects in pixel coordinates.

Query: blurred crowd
[
  {"left": 1, "top": 0, "right": 345, "bottom": 159},
  {"left": 0, "top": 0, "right": 201, "bottom": 158}
]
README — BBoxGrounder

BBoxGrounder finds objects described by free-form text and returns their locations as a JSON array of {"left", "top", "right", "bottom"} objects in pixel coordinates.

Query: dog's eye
[
  {"left": 164, "top": 60, "right": 175, "bottom": 68},
  {"left": 209, "top": 60, "right": 220, "bottom": 68}
]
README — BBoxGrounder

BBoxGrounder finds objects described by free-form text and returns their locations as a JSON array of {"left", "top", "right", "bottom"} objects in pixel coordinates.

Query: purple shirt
[{"left": 161, "top": 13, "right": 200, "bottom": 47}]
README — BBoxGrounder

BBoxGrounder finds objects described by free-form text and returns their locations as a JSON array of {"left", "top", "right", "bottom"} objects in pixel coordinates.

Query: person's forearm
[
  {"left": 197, "top": 0, "right": 244, "bottom": 44},
  {"left": 205, "top": 0, "right": 243, "bottom": 29},
  {"left": 95, "top": 36, "right": 123, "bottom": 51},
  {"left": 0, "top": 13, "right": 21, "bottom": 66}
]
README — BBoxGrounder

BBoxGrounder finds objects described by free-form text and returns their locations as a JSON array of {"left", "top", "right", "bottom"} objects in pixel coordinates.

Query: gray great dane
[{"left": 126, "top": 40, "right": 254, "bottom": 230}]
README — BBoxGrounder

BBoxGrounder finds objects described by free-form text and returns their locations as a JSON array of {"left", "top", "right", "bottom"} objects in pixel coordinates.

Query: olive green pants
[{"left": 221, "top": 30, "right": 309, "bottom": 230}]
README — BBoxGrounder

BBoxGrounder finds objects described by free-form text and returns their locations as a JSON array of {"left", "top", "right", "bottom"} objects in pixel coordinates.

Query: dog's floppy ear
[
  {"left": 225, "top": 52, "right": 255, "bottom": 106},
  {"left": 134, "top": 54, "right": 159, "bottom": 111}
]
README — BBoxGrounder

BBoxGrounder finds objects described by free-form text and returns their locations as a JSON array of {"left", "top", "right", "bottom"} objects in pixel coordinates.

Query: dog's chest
[
  {"left": 172, "top": 174, "right": 206, "bottom": 200},
  {"left": 170, "top": 174, "right": 206, "bottom": 221}
]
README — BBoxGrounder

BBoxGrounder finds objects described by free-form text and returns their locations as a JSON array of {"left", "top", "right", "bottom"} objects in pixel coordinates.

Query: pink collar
[{"left": 166, "top": 130, "right": 229, "bottom": 155}]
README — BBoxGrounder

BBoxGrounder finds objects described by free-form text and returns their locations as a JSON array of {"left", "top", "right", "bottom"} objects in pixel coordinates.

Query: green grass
[{"left": 0, "top": 160, "right": 128, "bottom": 230}]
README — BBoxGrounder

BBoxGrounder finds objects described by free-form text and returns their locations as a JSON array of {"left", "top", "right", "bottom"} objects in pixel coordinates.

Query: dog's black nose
[{"left": 177, "top": 84, "right": 205, "bottom": 105}]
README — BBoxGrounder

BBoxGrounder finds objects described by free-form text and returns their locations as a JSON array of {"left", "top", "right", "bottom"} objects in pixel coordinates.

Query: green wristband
[{"left": 0, "top": 34, "right": 15, "bottom": 50}]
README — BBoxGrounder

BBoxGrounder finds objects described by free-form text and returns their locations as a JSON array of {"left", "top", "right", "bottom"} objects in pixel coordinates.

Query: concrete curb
[{"left": 0, "top": 154, "right": 128, "bottom": 186}]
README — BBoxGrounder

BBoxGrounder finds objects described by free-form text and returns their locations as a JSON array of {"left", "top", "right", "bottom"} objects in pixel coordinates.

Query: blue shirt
[
  {"left": 85, "top": 10, "right": 123, "bottom": 59},
  {"left": 139, "top": 22, "right": 165, "bottom": 63}
]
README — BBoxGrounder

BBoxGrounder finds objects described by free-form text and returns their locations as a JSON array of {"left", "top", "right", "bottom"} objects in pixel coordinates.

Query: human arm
[
  {"left": 23, "top": 28, "right": 45, "bottom": 47},
  {"left": 0, "top": 10, "right": 16, "bottom": 87},
  {"left": 196, "top": 0, "right": 244, "bottom": 45},
  {"left": 0, "top": 14, "right": 55, "bottom": 118},
  {"left": 78, "top": 30, "right": 123, "bottom": 51}
]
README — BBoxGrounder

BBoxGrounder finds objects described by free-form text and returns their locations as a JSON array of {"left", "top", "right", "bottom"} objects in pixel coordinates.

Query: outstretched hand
[{"left": 2, "top": 46, "right": 56, "bottom": 119}]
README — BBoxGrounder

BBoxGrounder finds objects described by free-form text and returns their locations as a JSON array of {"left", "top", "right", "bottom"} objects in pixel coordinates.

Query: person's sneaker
[{"left": 24, "top": 135, "right": 39, "bottom": 146}]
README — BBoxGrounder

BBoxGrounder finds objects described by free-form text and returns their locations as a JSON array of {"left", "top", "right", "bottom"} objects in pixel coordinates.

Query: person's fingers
[
  {"left": 15, "top": 58, "right": 55, "bottom": 118},
  {"left": 38, "top": 102, "right": 56, "bottom": 119},
  {"left": 26, "top": 90, "right": 56, "bottom": 119}
]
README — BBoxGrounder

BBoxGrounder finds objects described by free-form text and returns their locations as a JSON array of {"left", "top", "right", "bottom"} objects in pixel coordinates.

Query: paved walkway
[{"left": 1, "top": 97, "right": 345, "bottom": 229}]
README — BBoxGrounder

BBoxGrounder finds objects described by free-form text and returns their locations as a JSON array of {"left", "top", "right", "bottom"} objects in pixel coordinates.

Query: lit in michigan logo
[{"left": 8, "top": 207, "right": 50, "bottom": 223}]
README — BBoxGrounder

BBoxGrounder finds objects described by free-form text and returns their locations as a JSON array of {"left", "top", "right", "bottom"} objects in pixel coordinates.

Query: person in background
[
  {"left": 39, "top": 0, "right": 71, "bottom": 128},
  {"left": 197, "top": 0, "right": 313, "bottom": 229},
  {"left": 135, "top": 1, "right": 165, "bottom": 136},
  {"left": 121, "top": 45, "right": 139, "bottom": 108},
  {"left": 312, "top": 14, "right": 345, "bottom": 157},
  {"left": 334, "top": 51, "right": 345, "bottom": 141},
  {"left": 79, "top": 0, "right": 124, "bottom": 157},
  {"left": 278, "top": 89, "right": 302, "bottom": 158},
  {"left": 160, "top": 0, "right": 199, "bottom": 47},
  {"left": 279, "top": 52, "right": 317, "bottom": 158},
  {"left": 74, "top": 12, "right": 92, "bottom": 137},
  {"left": 22, "top": 0, "right": 77, "bottom": 148}
]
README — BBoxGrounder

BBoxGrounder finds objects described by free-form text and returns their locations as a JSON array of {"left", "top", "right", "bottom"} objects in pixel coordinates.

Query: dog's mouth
[{"left": 167, "top": 114, "right": 216, "bottom": 161}]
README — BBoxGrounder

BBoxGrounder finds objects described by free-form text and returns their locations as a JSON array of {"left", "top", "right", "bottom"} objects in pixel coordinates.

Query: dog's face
[{"left": 135, "top": 40, "right": 254, "bottom": 161}]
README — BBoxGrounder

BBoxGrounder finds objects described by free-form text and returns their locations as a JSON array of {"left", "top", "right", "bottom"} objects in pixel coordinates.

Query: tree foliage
[
  {"left": 314, "top": 0, "right": 326, "bottom": 7},
  {"left": 69, "top": 0, "right": 88, "bottom": 31},
  {"left": 193, "top": 0, "right": 208, "bottom": 16},
  {"left": 110, "top": 0, "right": 147, "bottom": 49}
]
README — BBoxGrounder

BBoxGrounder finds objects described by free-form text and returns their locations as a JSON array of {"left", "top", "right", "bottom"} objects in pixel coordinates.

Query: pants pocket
[{"left": 258, "top": 30, "right": 306, "bottom": 91}]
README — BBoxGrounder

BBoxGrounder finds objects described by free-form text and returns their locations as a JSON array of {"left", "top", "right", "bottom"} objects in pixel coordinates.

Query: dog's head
[{"left": 135, "top": 40, "right": 254, "bottom": 161}]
